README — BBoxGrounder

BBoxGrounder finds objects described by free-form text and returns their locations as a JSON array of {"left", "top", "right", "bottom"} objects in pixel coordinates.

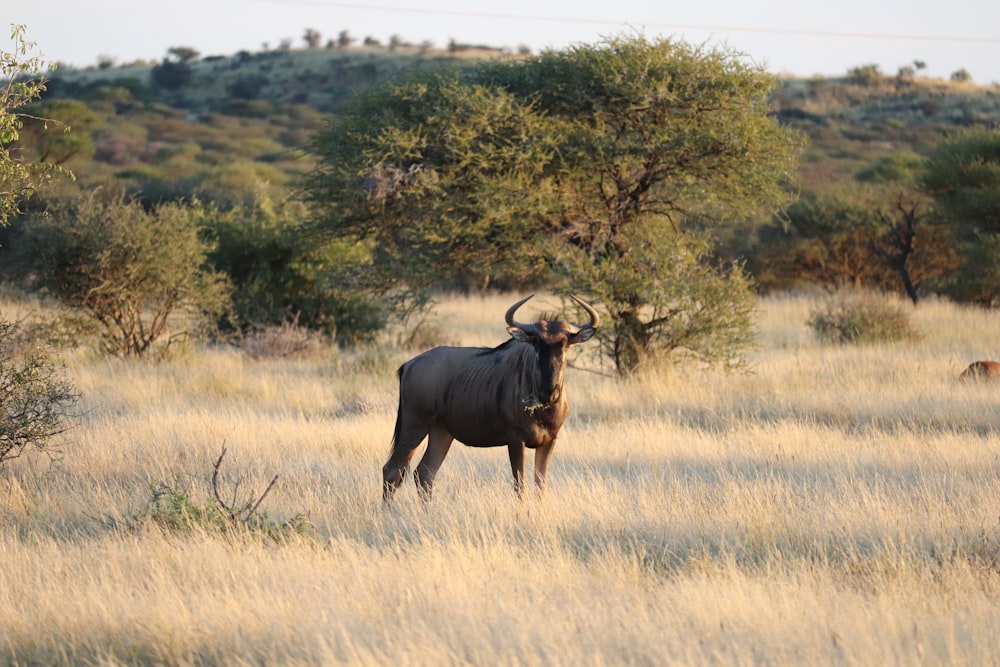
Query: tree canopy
[{"left": 922, "top": 128, "right": 1000, "bottom": 305}]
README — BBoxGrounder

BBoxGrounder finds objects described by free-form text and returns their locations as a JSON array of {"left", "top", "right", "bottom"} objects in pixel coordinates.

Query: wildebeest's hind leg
[
  {"left": 508, "top": 442, "right": 526, "bottom": 498},
  {"left": 382, "top": 410, "right": 429, "bottom": 505},
  {"left": 414, "top": 424, "right": 454, "bottom": 501}
]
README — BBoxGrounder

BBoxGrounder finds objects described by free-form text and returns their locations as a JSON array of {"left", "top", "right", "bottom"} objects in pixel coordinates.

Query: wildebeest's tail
[
  {"left": 385, "top": 364, "right": 406, "bottom": 462},
  {"left": 382, "top": 364, "right": 413, "bottom": 503}
]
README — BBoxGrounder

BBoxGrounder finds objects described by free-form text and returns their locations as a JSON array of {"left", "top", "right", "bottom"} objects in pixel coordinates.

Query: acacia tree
[
  {"left": 14, "top": 99, "right": 99, "bottom": 166},
  {"left": 484, "top": 37, "right": 802, "bottom": 373},
  {"left": 305, "top": 35, "right": 802, "bottom": 374}
]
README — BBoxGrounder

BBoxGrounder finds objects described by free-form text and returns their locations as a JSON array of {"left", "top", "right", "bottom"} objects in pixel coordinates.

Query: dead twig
[{"left": 212, "top": 445, "right": 280, "bottom": 527}]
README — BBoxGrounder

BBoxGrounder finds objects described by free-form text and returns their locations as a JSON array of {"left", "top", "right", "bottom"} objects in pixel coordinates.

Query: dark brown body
[
  {"left": 959, "top": 360, "right": 1000, "bottom": 381},
  {"left": 381, "top": 295, "right": 598, "bottom": 503}
]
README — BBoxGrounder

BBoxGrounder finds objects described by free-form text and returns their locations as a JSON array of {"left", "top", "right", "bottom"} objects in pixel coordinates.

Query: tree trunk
[{"left": 612, "top": 308, "right": 650, "bottom": 376}]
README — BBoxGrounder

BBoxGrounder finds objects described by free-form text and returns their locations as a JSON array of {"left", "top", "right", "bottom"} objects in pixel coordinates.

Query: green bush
[
  {"left": 16, "top": 191, "right": 231, "bottom": 357},
  {"left": 848, "top": 64, "right": 884, "bottom": 87},
  {"left": 807, "top": 291, "right": 917, "bottom": 344},
  {"left": 140, "top": 448, "right": 314, "bottom": 541},
  {"left": 205, "top": 199, "right": 387, "bottom": 346}
]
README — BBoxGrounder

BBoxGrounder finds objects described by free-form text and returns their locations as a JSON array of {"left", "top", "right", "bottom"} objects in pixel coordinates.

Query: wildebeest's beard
[{"left": 535, "top": 343, "right": 563, "bottom": 405}]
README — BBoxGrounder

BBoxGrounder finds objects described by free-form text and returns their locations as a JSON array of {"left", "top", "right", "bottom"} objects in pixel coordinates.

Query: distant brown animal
[
  {"left": 381, "top": 294, "right": 599, "bottom": 504},
  {"left": 959, "top": 360, "right": 1000, "bottom": 381}
]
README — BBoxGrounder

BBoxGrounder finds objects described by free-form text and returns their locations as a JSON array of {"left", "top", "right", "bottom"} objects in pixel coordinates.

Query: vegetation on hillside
[{"left": 2, "top": 26, "right": 999, "bottom": 363}]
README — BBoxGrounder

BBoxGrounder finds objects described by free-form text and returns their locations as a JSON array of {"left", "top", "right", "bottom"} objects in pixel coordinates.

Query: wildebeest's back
[
  {"left": 396, "top": 345, "right": 488, "bottom": 418},
  {"left": 397, "top": 342, "right": 547, "bottom": 448}
]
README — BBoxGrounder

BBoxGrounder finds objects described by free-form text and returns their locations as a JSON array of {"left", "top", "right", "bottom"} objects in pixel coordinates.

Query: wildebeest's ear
[
  {"left": 507, "top": 326, "right": 534, "bottom": 342},
  {"left": 569, "top": 328, "right": 596, "bottom": 344}
]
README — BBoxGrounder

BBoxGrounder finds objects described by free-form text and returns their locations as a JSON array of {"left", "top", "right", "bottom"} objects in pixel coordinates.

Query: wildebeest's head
[{"left": 504, "top": 294, "right": 599, "bottom": 406}]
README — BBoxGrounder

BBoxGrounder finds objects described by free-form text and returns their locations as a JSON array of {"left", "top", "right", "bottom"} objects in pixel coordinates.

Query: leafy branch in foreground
[{"left": 1, "top": 24, "right": 73, "bottom": 226}]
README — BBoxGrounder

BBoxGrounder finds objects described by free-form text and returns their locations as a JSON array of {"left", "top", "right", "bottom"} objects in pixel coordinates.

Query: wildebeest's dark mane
[
  {"left": 479, "top": 339, "right": 516, "bottom": 355},
  {"left": 459, "top": 339, "right": 541, "bottom": 393}
]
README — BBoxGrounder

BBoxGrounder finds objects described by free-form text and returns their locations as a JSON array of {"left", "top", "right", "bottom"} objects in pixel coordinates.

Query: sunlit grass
[{"left": 1, "top": 292, "right": 999, "bottom": 664}]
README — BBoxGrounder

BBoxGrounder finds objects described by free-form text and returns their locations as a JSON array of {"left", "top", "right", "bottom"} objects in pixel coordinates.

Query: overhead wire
[{"left": 249, "top": 0, "right": 1000, "bottom": 44}]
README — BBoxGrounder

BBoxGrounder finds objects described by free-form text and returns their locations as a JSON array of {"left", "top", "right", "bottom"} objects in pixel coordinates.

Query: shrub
[
  {"left": 848, "top": 64, "right": 884, "bottom": 87},
  {"left": 950, "top": 68, "right": 972, "bottom": 83},
  {"left": 242, "top": 313, "right": 326, "bottom": 359},
  {"left": 17, "top": 191, "right": 231, "bottom": 357},
  {"left": 0, "top": 319, "right": 79, "bottom": 466},
  {"left": 141, "top": 447, "right": 314, "bottom": 541},
  {"left": 205, "top": 199, "right": 386, "bottom": 346},
  {"left": 807, "top": 291, "right": 917, "bottom": 344}
]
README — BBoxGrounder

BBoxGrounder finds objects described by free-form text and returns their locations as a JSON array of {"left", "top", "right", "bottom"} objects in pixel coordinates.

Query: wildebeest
[
  {"left": 381, "top": 294, "right": 599, "bottom": 503},
  {"left": 959, "top": 360, "right": 1000, "bottom": 381}
]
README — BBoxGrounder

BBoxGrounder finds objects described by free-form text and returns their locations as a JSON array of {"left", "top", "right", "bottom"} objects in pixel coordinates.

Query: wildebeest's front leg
[
  {"left": 533, "top": 441, "right": 556, "bottom": 494},
  {"left": 414, "top": 424, "right": 454, "bottom": 500},
  {"left": 508, "top": 442, "right": 526, "bottom": 497}
]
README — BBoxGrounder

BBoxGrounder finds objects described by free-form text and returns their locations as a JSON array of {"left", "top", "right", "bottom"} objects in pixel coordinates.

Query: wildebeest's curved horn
[
  {"left": 569, "top": 294, "right": 600, "bottom": 330},
  {"left": 504, "top": 294, "right": 535, "bottom": 330}
]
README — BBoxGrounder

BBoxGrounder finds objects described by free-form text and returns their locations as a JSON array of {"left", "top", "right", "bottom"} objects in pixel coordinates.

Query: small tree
[
  {"left": 855, "top": 154, "right": 957, "bottom": 304},
  {"left": 206, "top": 197, "right": 386, "bottom": 345},
  {"left": 868, "top": 190, "right": 956, "bottom": 304},
  {"left": 151, "top": 59, "right": 191, "bottom": 90},
  {"left": 13, "top": 98, "right": 100, "bottom": 165},
  {"left": 950, "top": 68, "right": 972, "bottom": 83},
  {"left": 303, "top": 29, "right": 322, "bottom": 49},
  {"left": 18, "top": 191, "right": 231, "bottom": 357},
  {"left": 166, "top": 46, "right": 200, "bottom": 63},
  {"left": 848, "top": 63, "right": 883, "bottom": 87}
]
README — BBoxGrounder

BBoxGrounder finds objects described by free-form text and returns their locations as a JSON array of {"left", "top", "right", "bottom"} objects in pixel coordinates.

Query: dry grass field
[{"left": 2, "top": 291, "right": 1000, "bottom": 665}]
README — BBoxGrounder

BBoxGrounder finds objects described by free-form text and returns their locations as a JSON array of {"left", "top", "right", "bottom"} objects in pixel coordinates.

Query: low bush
[
  {"left": 141, "top": 447, "right": 314, "bottom": 541},
  {"left": 0, "top": 319, "right": 79, "bottom": 466},
  {"left": 807, "top": 291, "right": 917, "bottom": 344}
]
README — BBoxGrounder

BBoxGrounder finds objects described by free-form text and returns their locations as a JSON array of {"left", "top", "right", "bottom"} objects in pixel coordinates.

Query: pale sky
[{"left": 8, "top": 0, "right": 1000, "bottom": 83}]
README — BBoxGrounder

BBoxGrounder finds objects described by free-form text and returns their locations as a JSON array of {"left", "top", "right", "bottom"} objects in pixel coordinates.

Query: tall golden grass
[{"left": 2, "top": 291, "right": 999, "bottom": 665}]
